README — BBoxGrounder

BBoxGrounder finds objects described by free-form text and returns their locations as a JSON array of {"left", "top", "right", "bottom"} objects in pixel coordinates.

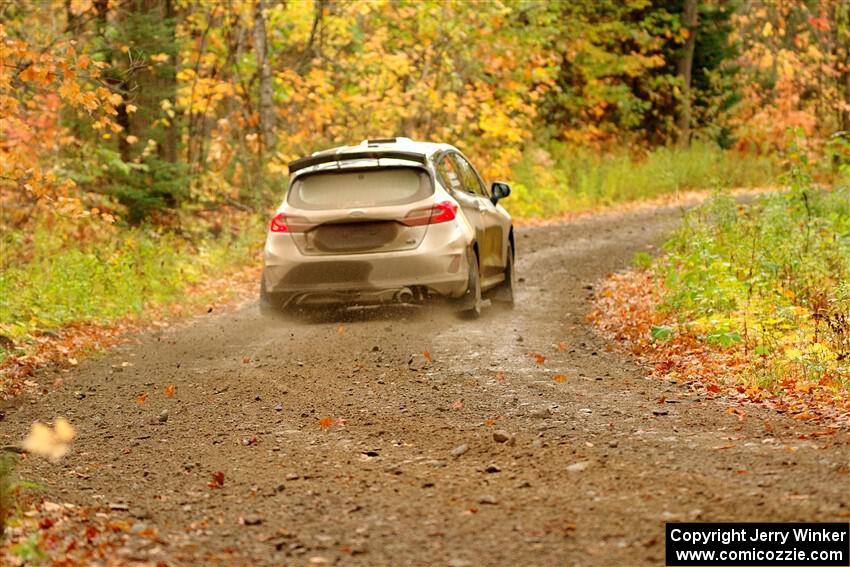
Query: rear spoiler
[{"left": 288, "top": 150, "right": 428, "bottom": 174}]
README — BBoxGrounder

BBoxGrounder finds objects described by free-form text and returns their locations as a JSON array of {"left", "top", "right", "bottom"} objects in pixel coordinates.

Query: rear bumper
[{"left": 262, "top": 221, "right": 471, "bottom": 301}]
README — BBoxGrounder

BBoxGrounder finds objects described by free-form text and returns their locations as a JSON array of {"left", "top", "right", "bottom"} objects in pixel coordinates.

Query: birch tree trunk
[{"left": 253, "top": 0, "right": 275, "bottom": 154}]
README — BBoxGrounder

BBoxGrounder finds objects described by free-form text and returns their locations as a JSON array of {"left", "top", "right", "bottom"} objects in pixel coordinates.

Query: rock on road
[{"left": 3, "top": 205, "right": 849, "bottom": 566}]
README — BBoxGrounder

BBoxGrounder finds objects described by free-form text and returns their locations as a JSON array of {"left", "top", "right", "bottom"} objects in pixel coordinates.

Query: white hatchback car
[{"left": 260, "top": 137, "right": 516, "bottom": 317}]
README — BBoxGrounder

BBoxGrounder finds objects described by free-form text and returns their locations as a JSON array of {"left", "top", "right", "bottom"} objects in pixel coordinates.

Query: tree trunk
[
  {"left": 123, "top": 0, "right": 178, "bottom": 164},
  {"left": 842, "top": 25, "right": 850, "bottom": 133},
  {"left": 161, "top": 0, "right": 178, "bottom": 163},
  {"left": 843, "top": 64, "right": 850, "bottom": 133},
  {"left": 65, "top": 0, "right": 81, "bottom": 35},
  {"left": 253, "top": 0, "right": 275, "bottom": 154},
  {"left": 676, "top": 0, "right": 698, "bottom": 147}
]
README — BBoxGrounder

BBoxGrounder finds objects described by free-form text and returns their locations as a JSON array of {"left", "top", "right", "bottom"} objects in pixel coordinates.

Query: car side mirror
[{"left": 490, "top": 182, "right": 511, "bottom": 205}]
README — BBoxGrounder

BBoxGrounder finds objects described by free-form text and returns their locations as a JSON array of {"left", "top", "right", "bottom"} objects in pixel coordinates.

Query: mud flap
[{"left": 461, "top": 294, "right": 491, "bottom": 310}]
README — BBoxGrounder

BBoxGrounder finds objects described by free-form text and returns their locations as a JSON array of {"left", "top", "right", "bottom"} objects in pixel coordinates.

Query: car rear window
[{"left": 288, "top": 167, "right": 433, "bottom": 210}]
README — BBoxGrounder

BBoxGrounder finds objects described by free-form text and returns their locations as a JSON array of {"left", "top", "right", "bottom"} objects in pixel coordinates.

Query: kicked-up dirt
[{"left": 2, "top": 205, "right": 849, "bottom": 566}]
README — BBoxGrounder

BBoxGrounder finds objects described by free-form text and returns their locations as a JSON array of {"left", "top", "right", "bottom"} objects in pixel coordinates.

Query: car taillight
[
  {"left": 269, "top": 213, "right": 289, "bottom": 233},
  {"left": 269, "top": 213, "right": 312, "bottom": 233},
  {"left": 401, "top": 201, "right": 458, "bottom": 226}
]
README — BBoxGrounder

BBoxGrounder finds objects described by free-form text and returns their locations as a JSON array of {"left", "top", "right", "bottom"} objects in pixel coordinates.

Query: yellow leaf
[
  {"left": 126, "top": 104, "right": 138, "bottom": 113},
  {"left": 22, "top": 418, "right": 76, "bottom": 462},
  {"left": 19, "top": 65, "right": 36, "bottom": 82}
]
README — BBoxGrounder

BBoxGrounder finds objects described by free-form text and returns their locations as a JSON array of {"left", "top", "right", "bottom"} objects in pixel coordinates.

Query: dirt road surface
[{"left": 3, "top": 205, "right": 849, "bottom": 566}]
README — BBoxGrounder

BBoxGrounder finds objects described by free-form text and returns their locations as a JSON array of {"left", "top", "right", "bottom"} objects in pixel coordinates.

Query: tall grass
[
  {"left": 0, "top": 214, "right": 264, "bottom": 343},
  {"left": 658, "top": 176, "right": 849, "bottom": 387},
  {"left": 504, "top": 141, "right": 779, "bottom": 218}
]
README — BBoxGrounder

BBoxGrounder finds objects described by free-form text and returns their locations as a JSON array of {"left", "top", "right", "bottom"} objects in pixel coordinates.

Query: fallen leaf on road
[
  {"left": 39, "top": 517, "right": 55, "bottom": 530},
  {"left": 452, "top": 399, "right": 464, "bottom": 409},
  {"left": 798, "top": 429, "right": 836, "bottom": 439},
  {"left": 423, "top": 351, "right": 432, "bottom": 364},
  {"left": 337, "top": 325, "right": 345, "bottom": 335},
  {"left": 85, "top": 525, "right": 98, "bottom": 542},
  {"left": 726, "top": 407, "right": 746, "bottom": 421},
  {"left": 165, "top": 384, "right": 175, "bottom": 398},
  {"left": 136, "top": 393, "right": 147, "bottom": 405},
  {"left": 553, "top": 374, "right": 567, "bottom": 383},
  {"left": 319, "top": 416, "right": 333, "bottom": 428},
  {"left": 712, "top": 443, "right": 736, "bottom": 450},
  {"left": 557, "top": 342, "right": 567, "bottom": 352},
  {"left": 208, "top": 471, "right": 225, "bottom": 489}
]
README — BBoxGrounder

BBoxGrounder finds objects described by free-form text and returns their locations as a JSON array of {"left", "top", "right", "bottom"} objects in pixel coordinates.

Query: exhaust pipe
[{"left": 395, "top": 288, "right": 414, "bottom": 303}]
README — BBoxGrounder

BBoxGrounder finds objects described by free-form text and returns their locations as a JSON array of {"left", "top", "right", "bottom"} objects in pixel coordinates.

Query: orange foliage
[
  {"left": 0, "top": 24, "right": 121, "bottom": 228},
  {"left": 591, "top": 269, "right": 850, "bottom": 427}
]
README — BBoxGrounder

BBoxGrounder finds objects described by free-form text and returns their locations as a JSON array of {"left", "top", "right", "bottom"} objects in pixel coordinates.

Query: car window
[
  {"left": 436, "top": 155, "right": 463, "bottom": 192},
  {"left": 288, "top": 167, "right": 433, "bottom": 210},
  {"left": 450, "top": 154, "right": 487, "bottom": 197}
]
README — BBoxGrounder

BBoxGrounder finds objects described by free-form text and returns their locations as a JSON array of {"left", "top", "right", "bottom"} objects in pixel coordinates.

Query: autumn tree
[{"left": 1, "top": 0, "right": 844, "bottom": 235}]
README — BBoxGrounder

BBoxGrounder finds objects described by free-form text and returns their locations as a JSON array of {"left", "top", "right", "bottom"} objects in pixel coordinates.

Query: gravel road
[{"left": 3, "top": 205, "right": 848, "bottom": 566}]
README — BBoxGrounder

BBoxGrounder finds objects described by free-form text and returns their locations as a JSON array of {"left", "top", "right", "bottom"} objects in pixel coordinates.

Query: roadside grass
[
  {"left": 659, "top": 180, "right": 849, "bottom": 393},
  {"left": 592, "top": 165, "right": 850, "bottom": 423},
  {"left": 504, "top": 141, "right": 778, "bottom": 218},
  {"left": 0, "top": 210, "right": 264, "bottom": 372}
]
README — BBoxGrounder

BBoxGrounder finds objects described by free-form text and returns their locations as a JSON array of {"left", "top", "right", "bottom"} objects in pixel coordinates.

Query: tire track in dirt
[{"left": 2, "top": 205, "right": 848, "bottom": 566}]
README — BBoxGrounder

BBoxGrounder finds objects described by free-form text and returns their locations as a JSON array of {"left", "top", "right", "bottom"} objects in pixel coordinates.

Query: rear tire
[{"left": 459, "top": 250, "right": 483, "bottom": 319}]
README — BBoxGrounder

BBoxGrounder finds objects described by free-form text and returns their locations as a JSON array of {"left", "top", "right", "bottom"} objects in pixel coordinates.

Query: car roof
[{"left": 288, "top": 138, "right": 457, "bottom": 177}]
